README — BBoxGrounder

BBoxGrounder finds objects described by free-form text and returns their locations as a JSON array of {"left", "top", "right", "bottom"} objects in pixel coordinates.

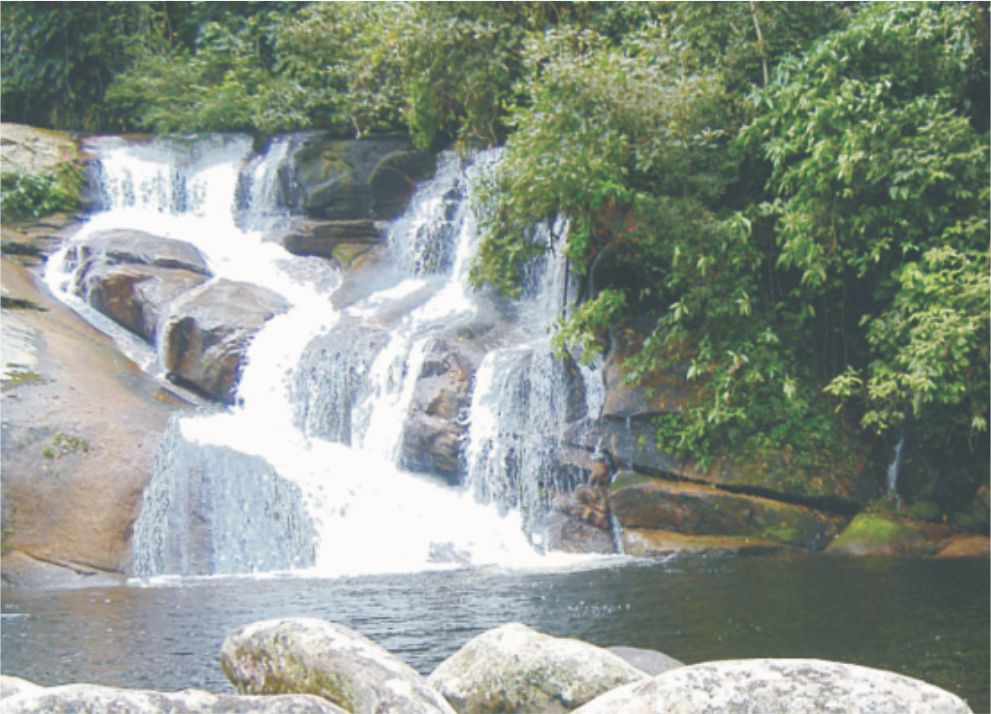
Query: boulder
[
  {"left": 609, "top": 473, "right": 846, "bottom": 550},
  {"left": 0, "top": 124, "right": 78, "bottom": 176},
  {"left": 162, "top": 279, "right": 288, "bottom": 404},
  {"left": 278, "top": 218, "right": 386, "bottom": 268},
  {"left": 221, "top": 618, "right": 455, "bottom": 714},
  {"left": 77, "top": 262, "right": 208, "bottom": 341},
  {"left": 66, "top": 229, "right": 211, "bottom": 276},
  {"left": 936, "top": 534, "right": 990, "bottom": 558},
  {"left": 569, "top": 659, "right": 973, "bottom": 714},
  {"left": 544, "top": 508, "right": 616, "bottom": 554},
  {"left": 825, "top": 513, "right": 957, "bottom": 557},
  {"left": 621, "top": 528, "right": 788, "bottom": 557},
  {"left": 0, "top": 678, "right": 345, "bottom": 713},
  {"left": 1, "top": 675, "right": 43, "bottom": 699},
  {"left": 605, "top": 647, "right": 684, "bottom": 677},
  {"left": 427, "top": 622, "right": 647, "bottom": 714},
  {"left": 287, "top": 134, "right": 436, "bottom": 220}
]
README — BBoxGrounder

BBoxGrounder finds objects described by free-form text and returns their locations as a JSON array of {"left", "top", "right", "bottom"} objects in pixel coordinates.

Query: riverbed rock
[
  {"left": 935, "top": 534, "right": 990, "bottom": 558},
  {"left": 278, "top": 218, "right": 386, "bottom": 268},
  {"left": 221, "top": 618, "right": 456, "bottom": 714},
  {"left": 609, "top": 472, "right": 846, "bottom": 550},
  {"left": 605, "top": 647, "right": 684, "bottom": 676},
  {"left": 0, "top": 123, "right": 77, "bottom": 176},
  {"left": 569, "top": 658, "right": 973, "bottom": 714},
  {"left": 427, "top": 622, "right": 647, "bottom": 714},
  {"left": 162, "top": 279, "right": 288, "bottom": 403},
  {"left": 0, "top": 678, "right": 346, "bottom": 713},
  {"left": 621, "top": 528, "right": 788, "bottom": 557},
  {"left": 287, "top": 134, "right": 436, "bottom": 220},
  {"left": 1, "top": 252, "right": 186, "bottom": 580},
  {"left": 825, "top": 513, "right": 958, "bottom": 557}
]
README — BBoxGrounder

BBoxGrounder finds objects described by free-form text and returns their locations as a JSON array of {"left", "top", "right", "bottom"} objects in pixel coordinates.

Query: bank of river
[{"left": 2, "top": 554, "right": 988, "bottom": 711}]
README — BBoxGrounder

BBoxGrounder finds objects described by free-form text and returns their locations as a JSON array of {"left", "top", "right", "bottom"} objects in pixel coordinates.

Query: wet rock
[
  {"left": 427, "top": 622, "right": 646, "bottom": 714},
  {"left": 621, "top": 528, "right": 788, "bottom": 557},
  {"left": 0, "top": 551, "right": 126, "bottom": 590},
  {"left": 935, "top": 534, "right": 990, "bottom": 558},
  {"left": 0, "top": 123, "right": 77, "bottom": 176},
  {"left": 287, "top": 134, "right": 436, "bottom": 220},
  {"left": 0, "top": 677, "right": 346, "bottom": 713},
  {"left": 221, "top": 618, "right": 456, "bottom": 714},
  {"left": 399, "top": 338, "right": 477, "bottom": 483},
  {"left": 609, "top": 472, "right": 845, "bottom": 550},
  {"left": 278, "top": 218, "right": 386, "bottom": 268},
  {"left": 77, "top": 263, "right": 208, "bottom": 341},
  {"left": 825, "top": 513, "right": 957, "bottom": 557},
  {"left": 605, "top": 647, "right": 684, "bottom": 677},
  {"left": 162, "top": 279, "right": 288, "bottom": 404},
  {"left": 570, "top": 659, "right": 973, "bottom": 714},
  {"left": 66, "top": 229, "right": 211, "bottom": 276},
  {"left": 544, "top": 509, "right": 616, "bottom": 554}
]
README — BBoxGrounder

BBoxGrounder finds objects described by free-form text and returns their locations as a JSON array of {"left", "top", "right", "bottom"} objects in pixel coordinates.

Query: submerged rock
[
  {"left": 221, "top": 618, "right": 456, "bottom": 714},
  {"left": 609, "top": 472, "right": 845, "bottom": 550},
  {"left": 569, "top": 659, "right": 973, "bottom": 714},
  {"left": 162, "top": 279, "right": 288, "bottom": 404},
  {"left": 427, "top": 622, "right": 646, "bottom": 714},
  {"left": 0, "top": 676, "right": 345, "bottom": 713}
]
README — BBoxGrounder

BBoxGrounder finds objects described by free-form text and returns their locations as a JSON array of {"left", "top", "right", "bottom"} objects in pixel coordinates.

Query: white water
[{"left": 48, "top": 135, "right": 606, "bottom": 579}]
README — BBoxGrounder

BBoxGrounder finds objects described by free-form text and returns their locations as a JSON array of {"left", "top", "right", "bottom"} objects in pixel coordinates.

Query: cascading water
[{"left": 48, "top": 135, "right": 607, "bottom": 579}]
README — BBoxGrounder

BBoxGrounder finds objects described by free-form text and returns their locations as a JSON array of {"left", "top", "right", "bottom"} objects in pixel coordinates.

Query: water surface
[{"left": 3, "top": 554, "right": 987, "bottom": 711}]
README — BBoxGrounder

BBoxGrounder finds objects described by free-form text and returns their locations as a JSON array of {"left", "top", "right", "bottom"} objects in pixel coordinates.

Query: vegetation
[
  {"left": 0, "top": 162, "right": 83, "bottom": 220},
  {"left": 2, "top": 1, "right": 987, "bottom": 508}
]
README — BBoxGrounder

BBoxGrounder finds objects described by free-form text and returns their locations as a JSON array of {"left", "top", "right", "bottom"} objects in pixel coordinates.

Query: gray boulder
[
  {"left": 427, "top": 622, "right": 647, "bottom": 714},
  {"left": 278, "top": 218, "right": 386, "bottom": 269},
  {"left": 287, "top": 134, "right": 436, "bottom": 220},
  {"left": 605, "top": 647, "right": 684, "bottom": 677},
  {"left": 0, "top": 679, "right": 345, "bottom": 713},
  {"left": 221, "top": 618, "right": 456, "bottom": 714},
  {"left": 570, "top": 659, "right": 973, "bottom": 714},
  {"left": 162, "top": 279, "right": 288, "bottom": 404}
]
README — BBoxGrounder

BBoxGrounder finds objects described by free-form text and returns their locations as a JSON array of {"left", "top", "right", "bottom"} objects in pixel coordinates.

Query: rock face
[
  {"left": 221, "top": 618, "right": 456, "bottom": 714},
  {"left": 162, "top": 279, "right": 288, "bottom": 403},
  {"left": 0, "top": 677, "right": 346, "bottom": 713},
  {"left": 610, "top": 472, "right": 846, "bottom": 550},
  {"left": 286, "top": 134, "right": 436, "bottom": 220},
  {"left": 1, "top": 252, "right": 186, "bottom": 580},
  {"left": 427, "top": 623, "right": 647, "bottom": 714},
  {"left": 569, "top": 659, "right": 973, "bottom": 714},
  {"left": 0, "top": 123, "right": 77, "bottom": 175}
]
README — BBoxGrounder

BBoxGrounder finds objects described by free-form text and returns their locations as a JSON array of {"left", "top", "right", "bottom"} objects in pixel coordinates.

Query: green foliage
[{"left": 0, "top": 162, "right": 83, "bottom": 220}]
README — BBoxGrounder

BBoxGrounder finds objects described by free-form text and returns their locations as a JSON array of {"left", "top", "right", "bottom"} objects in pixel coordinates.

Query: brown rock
[
  {"left": 621, "top": 528, "right": 788, "bottom": 557},
  {"left": 935, "top": 534, "right": 990, "bottom": 558},
  {"left": 162, "top": 279, "right": 289, "bottom": 404}
]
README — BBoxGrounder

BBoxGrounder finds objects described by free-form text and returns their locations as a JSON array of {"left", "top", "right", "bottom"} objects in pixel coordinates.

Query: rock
[
  {"left": 221, "top": 618, "right": 455, "bottom": 714},
  {"left": 621, "top": 528, "right": 788, "bottom": 557},
  {"left": 605, "top": 647, "right": 683, "bottom": 677},
  {"left": 1, "top": 551, "right": 126, "bottom": 590},
  {"left": 77, "top": 263, "right": 209, "bottom": 341},
  {"left": 0, "top": 124, "right": 77, "bottom": 176},
  {"left": 609, "top": 473, "right": 846, "bottom": 550},
  {"left": 287, "top": 134, "right": 436, "bottom": 220},
  {"left": 935, "top": 535, "right": 990, "bottom": 558},
  {"left": 278, "top": 218, "right": 386, "bottom": 268},
  {"left": 544, "top": 508, "right": 616, "bottom": 554},
  {"left": 1, "top": 254, "right": 186, "bottom": 577},
  {"left": 569, "top": 659, "right": 973, "bottom": 714},
  {"left": 399, "top": 338, "right": 477, "bottom": 483},
  {"left": 162, "top": 279, "right": 288, "bottom": 404},
  {"left": 0, "top": 678, "right": 346, "bottom": 713},
  {"left": 66, "top": 229, "right": 211, "bottom": 276},
  {"left": 427, "top": 622, "right": 647, "bottom": 714},
  {"left": 825, "top": 513, "right": 956, "bottom": 557},
  {"left": 1, "top": 675, "right": 43, "bottom": 699}
]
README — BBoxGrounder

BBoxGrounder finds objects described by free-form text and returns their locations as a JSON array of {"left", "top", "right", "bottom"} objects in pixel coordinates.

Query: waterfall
[
  {"left": 887, "top": 429, "right": 906, "bottom": 508},
  {"left": 51, "top": 135, "right": 605, "bottom": 579}
]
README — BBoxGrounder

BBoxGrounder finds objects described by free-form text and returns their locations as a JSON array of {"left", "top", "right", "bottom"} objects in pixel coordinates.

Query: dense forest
[{"left": 2, "top": 1, "right": 988, "bottom": 518}]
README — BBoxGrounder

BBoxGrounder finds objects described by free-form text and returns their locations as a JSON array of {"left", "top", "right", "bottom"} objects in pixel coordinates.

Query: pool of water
[{"left": 2, "top": 554, "right": 988, "bottom": 711}]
